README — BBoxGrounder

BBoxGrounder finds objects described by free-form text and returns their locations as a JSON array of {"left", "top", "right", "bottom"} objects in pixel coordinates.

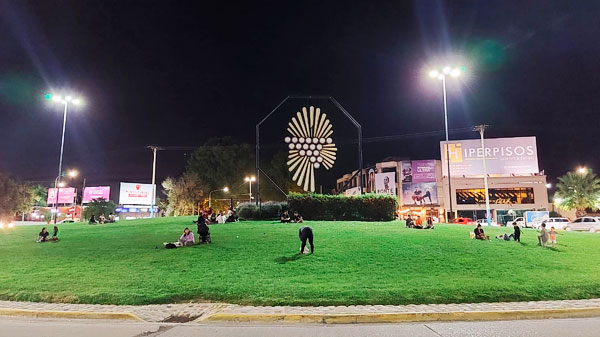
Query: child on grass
[{"left": 549, "top": 226, "right": 558, "bottom": 247}]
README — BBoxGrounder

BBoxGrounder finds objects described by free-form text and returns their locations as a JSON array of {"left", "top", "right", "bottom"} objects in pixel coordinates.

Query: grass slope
[{"left": 1, "top": 217, "right": 599, "bottom": 306}]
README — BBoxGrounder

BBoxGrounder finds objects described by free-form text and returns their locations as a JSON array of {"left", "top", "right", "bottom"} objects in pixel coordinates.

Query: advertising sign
[
  {"left": 440, "top": 137, "right": 538, "bottom": 176},
  {"left": 401, "top": 182, "right": 438, "bottom": 206},
  {"left": 119, "top": 182, "right": 154, "bottom": 205},
  {"left": 375, "top": 172, "right": 397, "bottom": 195},
  {"left": 82, "top": 186, "right": 111, "bottom": 203},
  {"left": 367, "top": 169, "right": 376, "bottom": 193},
  {"left": 344, "top": 186, "right": 362, "bottom": 196},
  {"left": 401, "top": 161, "right": 412, "bottom": 183},
  {"left": 412, "top": 160, "right": 436, "bottom": 182},
  {"left": 525, "top": 211, "right": 549, "bottom": 226},
  {"left": 47, "top": 187, "right": 76, "bottom": 205}
]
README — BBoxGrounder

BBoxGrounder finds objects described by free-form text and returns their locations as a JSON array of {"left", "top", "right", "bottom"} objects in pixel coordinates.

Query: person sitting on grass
[
  {"left": 216, "top": 211, "right": 225, "bottom": 224},
  {"left": 414, "top": 216, "right": 423, "bottom": 229},
  {"left": 36, "top": 227, "right": 49, "bottom": 242},
  {"left": 474, "top": 224, "right": 489, "bottom": 240},
  {"left": 298, "top": 226, "right": 314, "bottom": 254},
  {"left": 291, "top": 211, "right": 303, "bottom": 223},
  {"left": 99, "top": 214, "right": 106, "bottom": 224},
  {"left": 107, "top": 213, "right": 116, "bottom": 223},
  {"left": 425, "top": 217, "right": 434, "bottom": 229},
  {"left": 281, "top": 210, "right": 291, "bottom": 223},
  {"left": 538, "top": 223, "right": 549, "bottom": 246},
  {"left": 405, "top": 215, "right": 413, "bottom": 228},
  {"left": 179, "top": 228, "right": 195, "bottom": 246},
  {"left": 89, "top": 215, "right": 97, "bottom": 224},
  {"left": 50, "top": 226, "right": 59, "bottom": 241},
  {"left": 226, "top": 210, "right": 239, "bottom": 223},
  {"left": 196, "top": 214, "right": 211, "bottom": 243}
]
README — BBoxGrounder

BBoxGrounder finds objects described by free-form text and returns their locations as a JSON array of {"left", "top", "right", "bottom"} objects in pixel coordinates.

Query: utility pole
[
  {"left": 473, "top": 125, "right": 491, "bottom": 226},
  {"left": 147, "top": 146, "right": 163, "bottom": 218}
]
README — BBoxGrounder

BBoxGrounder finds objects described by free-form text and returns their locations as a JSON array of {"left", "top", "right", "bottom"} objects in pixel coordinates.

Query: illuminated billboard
[
  {"left": 119, "top": 182, "right": 154, "bottom": 205},
  {"left": 82, "top": 186, "right": 111, "bottom": 203},
  {"left": 440, "top": 136, "right": 538, "bottom": 176},
  {"left": 47, "top": 187, "right": 76, "bottom": 205}
]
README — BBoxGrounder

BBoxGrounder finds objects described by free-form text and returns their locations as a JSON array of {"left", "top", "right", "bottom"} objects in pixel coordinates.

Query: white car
[
  {"left": 565, "top": 217, "right": 600, "bottom": 233},
  {"left": 534, "top": 217, "right": 571, "bottom": 230},
  {"left": 476, "top": 219, "right": 499, "bottom": 226}
]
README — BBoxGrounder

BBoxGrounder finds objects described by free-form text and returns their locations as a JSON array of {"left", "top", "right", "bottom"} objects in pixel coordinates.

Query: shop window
[{"left": 456, "top": 188, "right": 535, "bottom": 205}]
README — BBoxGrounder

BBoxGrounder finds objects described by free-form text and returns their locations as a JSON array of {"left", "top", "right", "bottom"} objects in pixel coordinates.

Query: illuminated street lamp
[
  {"left": 52, "top": 169, "right": 78, "bottom": 224},
  {"left": 209, "top": 187, "right": 229, "bottom": 208},
  {"left": 546, "top": 183, "right": 552, "bottom": 189},
  {"left": 577, "top": 167, "right": 588, "bottom": 175},
  {"left": 244, "top": 176, "right": 256, "bottom": 202},
  {"left": 429, "top": 65, "right": 463, "bottom": 221}
]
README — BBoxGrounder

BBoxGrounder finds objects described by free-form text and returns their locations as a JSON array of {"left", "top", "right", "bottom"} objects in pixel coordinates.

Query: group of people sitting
[
  {"left": 36, "top": 226, "right": 59, "bottom": 242},
  {"left": 201, "top": 208, "right": 239, "bottom": 224},
  {"left": 166, "top": 209, "right": 239, "bottom": 248},
  {"left": 89, "top": 213, "right": 116, "bottom": 224},
  {"left": 280, "top": 210, "right": 303, "bottom": 223},
  {"left": 405, "top": 215, "right": 434, "bottom": 229}
]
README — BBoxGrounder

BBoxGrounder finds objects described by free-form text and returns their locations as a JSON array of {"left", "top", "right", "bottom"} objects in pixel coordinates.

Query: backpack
[{"left": 165, "top": 243, "right": 177, "bottom": 249}]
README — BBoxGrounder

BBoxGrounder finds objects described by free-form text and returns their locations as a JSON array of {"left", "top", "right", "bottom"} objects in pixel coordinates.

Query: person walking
[
  {"left": 298, "top": 226, "right": 314, "bottom": 254},
  {"left": 512, "top": 222, "right": 521, "bottom": 242},
  {"left": 538, "top": 223, "right": 549, "bottom": 246}
]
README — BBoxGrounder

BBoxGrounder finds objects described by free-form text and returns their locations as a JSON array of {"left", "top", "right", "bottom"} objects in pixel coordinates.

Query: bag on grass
[{"left": 165, "top": 243, "right": 177, "bottom": 249}]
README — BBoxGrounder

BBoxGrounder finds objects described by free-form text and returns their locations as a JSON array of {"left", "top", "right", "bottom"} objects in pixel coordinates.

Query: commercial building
[{"left": 336, "top": 136, "right": 549, "bottom": 224}]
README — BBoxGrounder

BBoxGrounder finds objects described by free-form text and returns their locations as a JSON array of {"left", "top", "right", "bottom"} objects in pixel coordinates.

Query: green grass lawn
[{"left": 1, "top": 217, "right": 600, "bottom": 306}]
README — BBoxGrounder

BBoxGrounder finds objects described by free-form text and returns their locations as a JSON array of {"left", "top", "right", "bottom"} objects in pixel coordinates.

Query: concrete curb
[
  {"left": 204, "top": 307, "right": 600, "bottom": 324},
  {"left": 0, "top": 308, "right": 144, "bottom": 321}
]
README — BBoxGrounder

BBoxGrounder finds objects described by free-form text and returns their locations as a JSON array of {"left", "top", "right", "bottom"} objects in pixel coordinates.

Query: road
[{"left": 1, "top": 316, "right": 599, "bottom": 337}]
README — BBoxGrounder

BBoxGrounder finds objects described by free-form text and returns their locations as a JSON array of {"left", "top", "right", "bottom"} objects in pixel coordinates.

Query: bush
[
  {"left": 287, "top": 193, "right": 397, "bottom": 221},
  {"left": 236, "top": 201, "right": 288, "bottom": 220},
  {"left": 83, "top": 198, "right": 117, "bottom": 221}
]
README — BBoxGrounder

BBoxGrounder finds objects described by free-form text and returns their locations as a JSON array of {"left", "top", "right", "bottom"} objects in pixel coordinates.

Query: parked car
[
  {"left": 534, "top": 217, "right": 570, "bottom": 230},
  {"left": 565, "top": 217, "right": 600, "bottom": 233},
  {"left": 57, "top": 219, "right": 76, "bottom": 224},
  {"left": 476, "top": 219, "right": 499, "bottom": 226},
  {"left": 452, "top": 217, "right": 475, "bottom": 225}
]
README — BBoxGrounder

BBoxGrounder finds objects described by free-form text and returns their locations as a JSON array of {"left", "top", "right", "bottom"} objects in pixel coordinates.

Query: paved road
[{"left": 1, "top": 316, "right": 599, "bottom": 337}]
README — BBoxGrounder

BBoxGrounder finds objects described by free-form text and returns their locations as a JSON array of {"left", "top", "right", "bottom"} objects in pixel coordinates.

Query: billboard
[
  {"left": 119, "top": 183, "right": 154, "bottom": 205},
  {"left": 82, "top": 186, "right": 111, "bottom": 203},
  {"left": 402, "top": 182, "right": 438, "bottom": 206},
  {"left": 401, "top": 161, "right": 412, "bottom": 183},
  {"left": 345, "top": 186, "right": 361, "bottom": 196},
  {"left": 440, "top": 136, "right": 538, "bottom": 176},
  {"left": 375, "top": 172, "right": 397, "bottom": 195},
  {"left": 47, "top": 187, "right": 76, "bottom": 205},
  {"left": 412, "top": 160, "right": 436, "bottom": 182}
]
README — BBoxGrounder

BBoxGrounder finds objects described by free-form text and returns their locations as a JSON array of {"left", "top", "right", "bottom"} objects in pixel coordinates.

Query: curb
[
  {"left": 0, "top": 308, "right": 144, "bottom": 321},
  {"left": 204, "top": 307, "right": 600, "bottom": 324}
]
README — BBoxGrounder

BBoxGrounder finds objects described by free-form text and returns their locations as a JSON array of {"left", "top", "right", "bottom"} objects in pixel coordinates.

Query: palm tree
[{"left": 555, "top": 171, "right": 600, "bottom": 217}]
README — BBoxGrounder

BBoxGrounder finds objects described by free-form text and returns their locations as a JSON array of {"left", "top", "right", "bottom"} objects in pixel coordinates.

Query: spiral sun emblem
[{"left": 285, "top": 106, "right": 337, "bottom": 192}]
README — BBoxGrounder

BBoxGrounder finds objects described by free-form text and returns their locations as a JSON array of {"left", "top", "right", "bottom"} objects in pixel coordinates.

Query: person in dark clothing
[
  {"left": 291, "top": 211, "right": 303, "bottom": 223},
  {"left": 281, "top": 210, "right": 291, "bottom": 223},
  {"left": 425, "top": 217, "right": 434, "bottom": 229},
  {"left": 195, "top": 212, "right": 211, "bottom": 243},
  {"left": 226, "top": 210, "right": 239, "bottom": 223},
  {"left": 298, "top": 226, "right": 314, "bottom": 254},
  {"left": 512, "top": 223, "right": 521, "bottom": 242},
  {"left": 89, "top": 215, "right": 96, "bottom": 224},
  {"left": 474, "top": 224, "right": 488, "bottom": 240},
  {"left": 36, "top": 227, "right": 50, "bottom": 242},
  {"left": 51, "top": 226, "right": 59, "bottom": 241},
  {"left": 405, "top": 215, "right": 413, "bottom": 228}
]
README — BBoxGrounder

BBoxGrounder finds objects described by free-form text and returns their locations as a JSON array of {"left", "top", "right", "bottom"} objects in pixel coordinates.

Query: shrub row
[
  {"left": 287, "top": 193, "right": 397, "bottom": 221},
  {"left": 236, "top": 201, "right": 288, "bottom": 220}
]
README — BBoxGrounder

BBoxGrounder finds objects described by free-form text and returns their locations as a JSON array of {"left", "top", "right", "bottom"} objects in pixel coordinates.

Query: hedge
[
  {"left": 236, "top": 201, "right": 288, "bottom": 220},
  {"left": 287, "top": 193, "right": 397, "bottom": 221}
]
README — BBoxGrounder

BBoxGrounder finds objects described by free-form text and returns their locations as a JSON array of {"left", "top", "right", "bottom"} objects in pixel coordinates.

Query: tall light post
[
  {"left": 429, "top": 66, "right": 463, "bottom": 221},
  {"left": 473, "top": 125, "right": 491, "bottom": 226},
  {"left": 244, "top": 176, "right": 256, "bottom": 203},
  {"left": 52, "top": 169, "right": 78, "bottom": 224},
  {"left": 209, "top": 187, "right": 229, "bottom": 208},
  {"left": 45, "top": 93, "right": 84, "bottom": 191}
]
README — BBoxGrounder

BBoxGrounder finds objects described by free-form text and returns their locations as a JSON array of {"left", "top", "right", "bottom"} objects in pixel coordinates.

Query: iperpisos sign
[{"left": 440, "top": 136, "right": 539, "bottom": 177}]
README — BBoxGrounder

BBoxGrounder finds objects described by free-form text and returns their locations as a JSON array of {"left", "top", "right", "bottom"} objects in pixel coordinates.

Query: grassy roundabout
[{"left": 1, "top": 217, "right": 600, "bottom": 306}]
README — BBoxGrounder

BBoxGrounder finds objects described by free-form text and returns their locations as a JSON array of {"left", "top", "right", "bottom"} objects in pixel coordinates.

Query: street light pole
[
  {"left": 209, "top": 187, "right": 229, "bottom": 208},
  {"left": 474, "top": 125, "right": 491, "bottom": 226},
  {"left": 429, "top": 66, "right": 463, "bottom": 222},
  {"left": 244, "top": 176, "right": 256, "bottom": 203}
]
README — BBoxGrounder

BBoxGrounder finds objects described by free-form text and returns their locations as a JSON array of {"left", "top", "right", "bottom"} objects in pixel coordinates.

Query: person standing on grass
[
  {"left": 298, "top": 226, "right": 314, "bottom": 254},
  {"left": 538, "top": 223, "right": 549, "bottom": 246},
  {"left": 549, "top": 226, "right": 558, "bottom": 247},
  {"left": 512, "top": 222, "right": 521, "bottom": 242}
]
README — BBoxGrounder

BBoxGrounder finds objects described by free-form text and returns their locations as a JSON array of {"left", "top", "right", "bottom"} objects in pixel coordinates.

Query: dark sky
[{"left": 0, "top": 0, "right": 599, "bottom": 190}]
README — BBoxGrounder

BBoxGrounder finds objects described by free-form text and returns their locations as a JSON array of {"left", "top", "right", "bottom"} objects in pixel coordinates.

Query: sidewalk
[{"left": 2, "top": 299, "right": 600, "bottom": 323}]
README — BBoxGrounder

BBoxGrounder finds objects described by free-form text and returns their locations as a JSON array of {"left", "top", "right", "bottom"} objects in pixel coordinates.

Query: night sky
[{"left": 1, "top": 0, "right": 599, "bottom": 191}]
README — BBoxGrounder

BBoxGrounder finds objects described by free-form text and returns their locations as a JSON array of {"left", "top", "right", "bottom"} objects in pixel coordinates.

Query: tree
[
  {"left": 0, "top": 173, "right": 34, "bottom": 220},
  {"left": 162, "top": 172, "right": 204, "bottom": 216},
  {"left": 186, "top": 137, "right": 254, "bottom": 196},
  {"left": 32, "top": 184, "right": 48, "bottom": 206},
  {"left": 83, "top": 198, "right": 117, "bottom": 220},
  {"left": 555, "top": 171, "right": 600, "bottom": 217}
]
